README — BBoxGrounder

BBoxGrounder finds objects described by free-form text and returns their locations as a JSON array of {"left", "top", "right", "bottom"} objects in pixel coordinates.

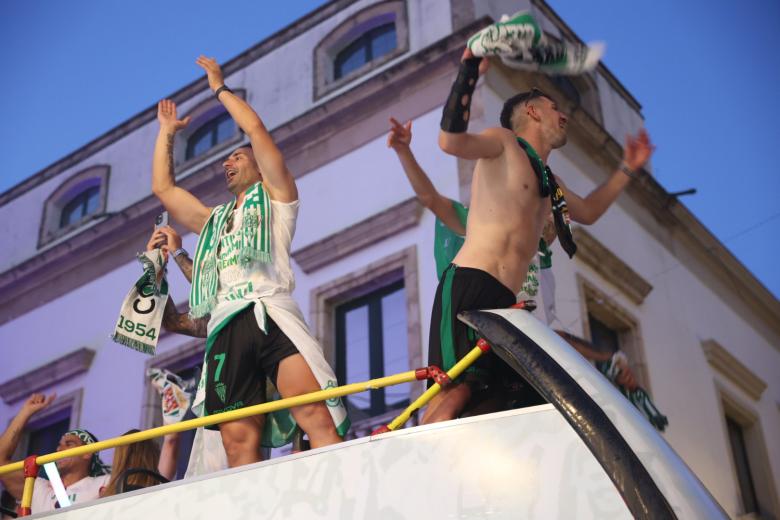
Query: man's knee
[
  {"left": 292, "top": 402, "right": 335, "bottom": 432},
  {"left": 219, "top": 418, "right": 262, "bottom": 456},
  {"left": 422, "top": 382, "right": 472, "bottom": 424}
]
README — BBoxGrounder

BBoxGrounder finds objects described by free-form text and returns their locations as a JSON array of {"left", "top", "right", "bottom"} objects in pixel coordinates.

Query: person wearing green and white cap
[{"left": 0, "top": 394, "right": 110, "bottom": 514}]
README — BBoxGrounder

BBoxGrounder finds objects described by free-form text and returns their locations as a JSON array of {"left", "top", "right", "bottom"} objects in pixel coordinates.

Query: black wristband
[
  {"left": 440, "top": 58, "right": 482, "bottom": 133},
  {"left": 214, "top": 85, "right": 233, "bottom": 98},
  {"left": 619, "top": 163, "right": 639, "bottom": 180}
]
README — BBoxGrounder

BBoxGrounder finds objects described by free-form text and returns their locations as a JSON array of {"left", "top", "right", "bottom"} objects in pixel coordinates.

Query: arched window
[
  {"left": 334, "top": 23, "right": 397, "bottom": 80},
  {"left": 175, "top": 93, "right": 245, "bottom": 167},
  {"left": 313, "top": 1, "right": 408, "bottom": 99},
  {"left": 39, "top": 165, "right": 110, "bottom": 247},
  {"left": 185, "top": 112, "right": 237, "bottom": 161},
  {"left": 59, "top": 185, "right": 100, "bottom": 228}
]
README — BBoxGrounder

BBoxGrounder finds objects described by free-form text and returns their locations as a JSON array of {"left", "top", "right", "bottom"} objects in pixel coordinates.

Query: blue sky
[{"left": 1, "top": 0, "right": 778, "bottom": 299}]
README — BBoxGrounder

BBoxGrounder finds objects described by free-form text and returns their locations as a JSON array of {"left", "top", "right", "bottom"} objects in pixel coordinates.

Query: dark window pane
[
  {"left": 335, "top": 40, "right": 368, "bottom": 80},
  {"left": 27, "top": 409, "right": 71, "bottom": 457},
  {"left": 726, "top": 417, "right": 759, "bottom": 514},
  {"left": 588, "top": 314, "right": 620, "bottom": 354},
  {"left": 85, "top": 188, "right": 100, "bottom": 214},
  {"left": 370, "top": 25, "right": 397, "bottom": 60},
  {"left": 334, "top": 23, "right": 397, "bottom": 81},
  {"left": 345, "top": 305, "right": 371, "bottom": 410},
  {"left": 216, "top": 116, "right": 236, "bottom": 144},
  {"left": 381, "top": 287, "right": 409, "bottom": 408},
  {"left": 335, "top": 280, "right": 407, "bottom": 418},
  {"left": 188, "top": 132, "right": 212, "bottom": 160},
  {"left": 186, "top": 112, "right": 234, "bottom": 160},
  {"left": 60, "top": 185, "right": 100, "bottom": 228}
]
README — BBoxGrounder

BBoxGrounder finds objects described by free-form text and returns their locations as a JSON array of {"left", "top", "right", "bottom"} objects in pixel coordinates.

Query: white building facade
[{"left": 0, "top": 0, "right": 778, "bottom": 518}]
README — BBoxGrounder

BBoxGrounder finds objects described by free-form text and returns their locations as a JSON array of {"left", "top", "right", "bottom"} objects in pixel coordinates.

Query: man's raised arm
[
  {"left": 388, "top": 117, "right": 465, "bottom": 235},
  {"left": 438, "top": 49, "right": 504, "bottom": 161},
  {"left": 196, "top": 56, "right": 297, "bottom": 203},
  {"left": 152, "top": 100, "right": 212, "bottom": 233},
  {"left": 0, "top": 394, "right": 56, "bottom": 500},
  {"left": 561, "top": 129, "right": 654, "bottom": 225}
]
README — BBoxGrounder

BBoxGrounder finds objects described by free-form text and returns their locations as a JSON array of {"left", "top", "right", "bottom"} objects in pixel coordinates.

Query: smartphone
[{"left": 155, "top": 211, "right": 169, "bottom": 229}]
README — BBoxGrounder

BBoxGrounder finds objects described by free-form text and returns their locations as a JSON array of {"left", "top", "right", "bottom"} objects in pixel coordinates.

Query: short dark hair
[{"left": 500, "top": 88, "right": 552, "bottom": 130}]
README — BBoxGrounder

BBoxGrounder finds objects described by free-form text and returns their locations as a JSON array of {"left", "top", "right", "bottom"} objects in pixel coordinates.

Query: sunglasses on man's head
[{"left": 520, "top": 88, "right": 548, "bottom": 105}]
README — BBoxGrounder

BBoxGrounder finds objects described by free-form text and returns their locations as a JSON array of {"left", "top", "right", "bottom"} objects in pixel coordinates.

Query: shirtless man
[
  {"left": 150, "top": 56, "right": 347, "bottom": 467},
  {"left": 422, "top": 50, "right": 653, "bottom": 423}
]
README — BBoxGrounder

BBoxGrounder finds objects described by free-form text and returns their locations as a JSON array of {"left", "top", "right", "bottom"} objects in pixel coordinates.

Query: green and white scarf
[
  {"left": 190, "top": 182, "right": 271, "bottom": 318},
  {"left": 111, "top": 249, "right": 168, "bottom": 355},
  {"left": 597, "top": 351, "right": 669, "bottom": 432},
  {"left": 467, "top": 10, "right": 604, "bottom": 75}
]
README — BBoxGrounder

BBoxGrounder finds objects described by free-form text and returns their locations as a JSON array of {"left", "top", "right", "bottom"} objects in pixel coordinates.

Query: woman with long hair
[{"left": 100, "top": 430, "right": 177, "bottom": 497}]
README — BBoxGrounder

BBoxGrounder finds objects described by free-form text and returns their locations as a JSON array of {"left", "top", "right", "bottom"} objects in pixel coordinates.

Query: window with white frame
[
  {"left": 313, "top": 1, "right": 408, "bottom": 99},
  {"left": 176, "top": 92, "right": 244, "bottom": 168},
  {"left": 334, "top": 22, "right": 397, "bottom": 80},
  {"left": 309, "top": 247, "right": 422, "bottom": 438},
  {"left": 719, "top": 391, "right": 778, "bottom": 519},
  {"left": 580, "top": 278, "right": 650, "bottom": 390},
  {"left": 185, "top": 112, "right": 237, "bottom": 161},
  {"left": 726, "top": 415, "right": 760, "bottom": 516},
  {"left": 39, "top": 165, "right": 109, "bottom": 247}
]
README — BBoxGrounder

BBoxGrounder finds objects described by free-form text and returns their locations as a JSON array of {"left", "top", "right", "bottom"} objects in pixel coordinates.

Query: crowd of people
[{"left": 0, "top": 31, "right": 656, "bottom": 515}]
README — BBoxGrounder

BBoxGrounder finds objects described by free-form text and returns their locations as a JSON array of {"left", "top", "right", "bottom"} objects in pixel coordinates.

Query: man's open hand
[
  {"left": 196, "top": 56, "right": 225, "bottom": 92},
  {"left": 387, "top": 117, "right": 412, "bottom": 151},
  {"left": 20, "top": 393, "right": 55, "bottom": 418},
  {"left": 157, "top": 99, "right": 191, "bottom": 132},
  {"left": 623, "top": 128, "right": 655, "bottom": 172}
]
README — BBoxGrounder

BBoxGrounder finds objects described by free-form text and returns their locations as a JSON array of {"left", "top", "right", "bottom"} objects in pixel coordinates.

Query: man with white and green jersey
[{"left": 150, "top": 56, "right": 348, "bottom": 469}]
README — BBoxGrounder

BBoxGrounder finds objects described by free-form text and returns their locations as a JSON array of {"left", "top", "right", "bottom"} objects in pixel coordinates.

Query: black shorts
[
  {"left": 428, "top": 264, "right": 545, "bottom": 411},
  {"left": 204, "top": 305, "right": 298, "bottom": 423}
]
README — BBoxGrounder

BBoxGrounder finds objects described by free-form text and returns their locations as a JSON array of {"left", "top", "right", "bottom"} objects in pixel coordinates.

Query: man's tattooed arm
[
  {"left": 173, "top": 252, "right": 193, "bottom": 283},
  {"left": 163, "top": 297, "right": 207, "bottom": 338},
  {"left": 151, "top": 99, "right": 211, "bottom": 233},
  {"left": 165, "top": 132, "right": 175, "bottom": 182}
]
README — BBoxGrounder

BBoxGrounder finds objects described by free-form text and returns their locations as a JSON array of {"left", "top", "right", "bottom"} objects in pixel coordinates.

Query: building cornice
[
  {"left": 0, "top": 347, "right": 95, "bottom": 404},
  {"left": 572, "top": 227, "right": 653, "bottom": 304},
  {"left": 0, "top": 9, "right": 777, "bottom": 348},
  {"left": 702, "top": 339, "right": 767, "bottom": 401},
  {"left": 292, "top": 197, "right": 423, "bottom": 273},
  {"left": 530, "top": 0, "right": 643, "bottom": 114},
  {"left": 526, "top": 67, "right": 780, "bottom": 345},
  {"left": 0, "top": 20, "right": 485, "bottom": 326},
  {"left": 0, "top": 0, "right": 363, "bottom": 208}
]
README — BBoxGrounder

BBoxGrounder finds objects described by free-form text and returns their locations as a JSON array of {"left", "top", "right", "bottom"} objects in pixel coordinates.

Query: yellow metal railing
[
  {"left": 0, "top": 370, "right": 419, "bottom": 477},
  {"left": 0, "top": 340, "right": 493, "bottom": 516}
]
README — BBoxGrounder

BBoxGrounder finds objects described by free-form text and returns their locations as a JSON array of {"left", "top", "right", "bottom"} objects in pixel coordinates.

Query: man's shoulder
[{"left": 481, "top": 127, "right": 516, "bottom": 142}]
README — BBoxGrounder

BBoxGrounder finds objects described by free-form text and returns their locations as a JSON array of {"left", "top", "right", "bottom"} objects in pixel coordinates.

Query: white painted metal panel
[
  {"left": 480, "top": 308, "right": 727, "bottom": 519},
  {"left": 36, "top": 406, "right": 631, "bottom": 519}
]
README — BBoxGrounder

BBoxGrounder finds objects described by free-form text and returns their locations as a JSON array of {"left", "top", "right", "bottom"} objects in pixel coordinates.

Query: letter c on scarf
[{"left": 133, "top": 297, "right": 156, "bottom": 314}]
